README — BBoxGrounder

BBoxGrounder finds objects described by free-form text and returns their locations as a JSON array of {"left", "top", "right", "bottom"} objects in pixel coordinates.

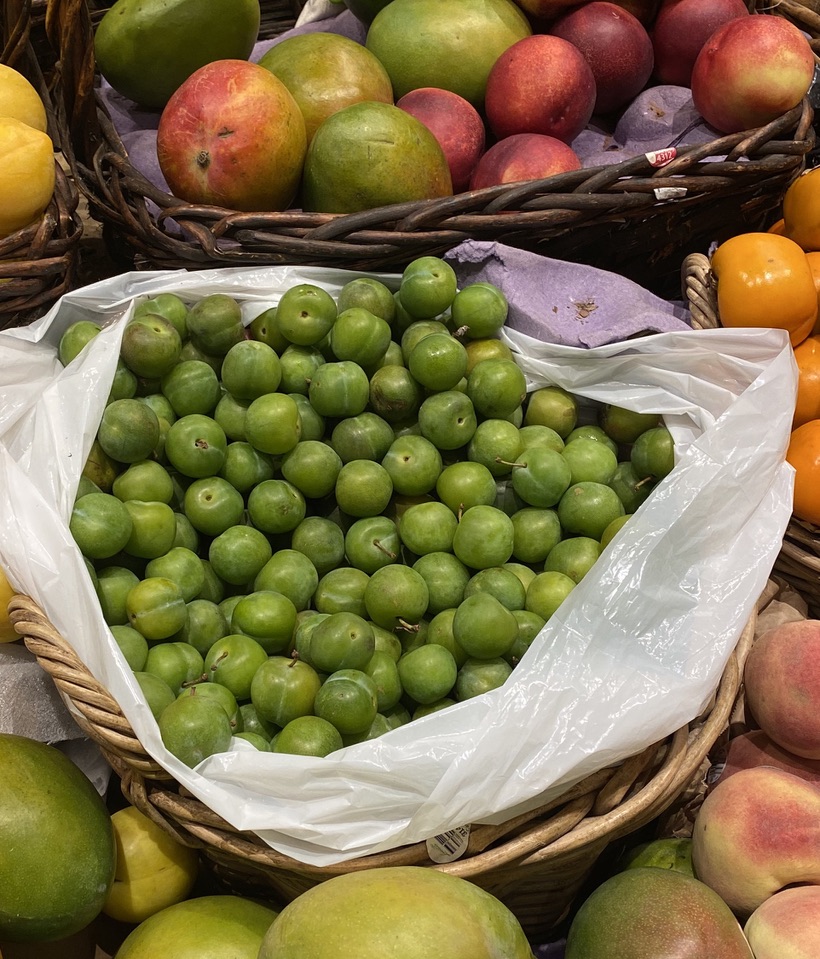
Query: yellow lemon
[
  {"left": 0, "top": 116, "right": 55, "bottom": 237},
  {"left": 102, "top": 805, "right": 199, "bottom": 923},
  {"left": 0, "top": 63, "right": 47, "bottom": 132},
  {"left": 0, "top": 566, "right": 16, "bottom": 643}
]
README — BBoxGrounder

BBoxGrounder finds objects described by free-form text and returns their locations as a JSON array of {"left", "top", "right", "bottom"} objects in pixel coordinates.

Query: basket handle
[{"left": 45, "top": 0, "right": 100, "bottom": 161}]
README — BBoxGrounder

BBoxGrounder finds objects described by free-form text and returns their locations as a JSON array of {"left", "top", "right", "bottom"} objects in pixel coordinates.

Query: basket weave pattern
[
  {"left": 47, "top": 0, "right": 817, "bottom": 296},
  {"left": 0, "top": 0, "right": 82, "bottom": 330},
  {"left": 10, "top": 592, "right": 755, "bottom": 939}
]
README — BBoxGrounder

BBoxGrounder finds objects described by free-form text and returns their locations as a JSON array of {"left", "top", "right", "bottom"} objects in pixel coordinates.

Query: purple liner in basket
[{"left": 445, "top": 240, "right": 692, "bottom": 348}]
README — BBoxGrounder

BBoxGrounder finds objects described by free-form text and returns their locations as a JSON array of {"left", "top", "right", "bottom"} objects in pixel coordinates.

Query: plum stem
[
  {"left": 374, "top": 539, "right": 398, "bottom": 559},
  {"left": 209, "top": 651, "right": 228, "bottom": 671}
]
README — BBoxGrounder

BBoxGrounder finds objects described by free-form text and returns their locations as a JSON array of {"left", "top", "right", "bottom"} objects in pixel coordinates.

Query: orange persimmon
[
  {"left": 786, "top": 419, "right": 820, "bottom": 526},
  {"left": 783, "top": 167, "right": 820, "bottom": 252},
  {"left": 793, "top": 336, "right": 820, "bottom": 428},
  {"left": 767, "top": 217, "right": 785, "bottom": 235},
  {"left": 806, "top": 251, "right": 820, "bottom": 334},
  {"left": 710, "top": 232, "right": 817, "bottom": 347}
]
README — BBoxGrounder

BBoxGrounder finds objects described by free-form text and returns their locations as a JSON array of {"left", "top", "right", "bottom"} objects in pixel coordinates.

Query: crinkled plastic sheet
[{"left": 0, "top": 261, "right": 796, "bottom": 865}]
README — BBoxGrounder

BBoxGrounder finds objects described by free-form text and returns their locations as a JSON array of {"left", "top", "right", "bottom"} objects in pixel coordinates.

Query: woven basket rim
[
  {"left": 47, "top": 0, "right": 817, "bottom": 280},
  {"left": 9, "top": 591, "right": 756, "bottom": 877},
  {"left": 75, "top": 95, "right": 815, "bottom": 239}
]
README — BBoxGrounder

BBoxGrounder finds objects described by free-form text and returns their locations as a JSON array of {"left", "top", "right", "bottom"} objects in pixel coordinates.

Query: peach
[
  {"left": 550, "top": 2, "right": 654, "bottom": 115},
  {"left": 469, "top": 133, "right": 581, "bottom": 191},
  {"left": 715, "top": 730, "right": 820, "bottom": 788},
  {"left": 691, "top": 766, "right": 820, "bottom": 916},
  {"left": 484, "top": 34, "right": 596, "bottom": 144},
  {"left": 744, "top": 619, "right": 820, "bottom": 760},
  {"left": 691, "top": 15, "right": 815, "bottom": 134},
  {"left": 744, "top": 886, "right": 820, "bottom": 959},
  {"left": 396, "top": 88, "right": 486, "bottom": 193},
  {"left": 651, "top": 0, "right": 749, "bottom": 88}
]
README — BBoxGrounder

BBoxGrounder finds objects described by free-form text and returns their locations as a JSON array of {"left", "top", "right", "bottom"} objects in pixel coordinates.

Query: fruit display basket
[
  {"left": 8, "top": 591, "right": 757, "bottom": 941},
  {"left": 0, "top": 0, "right": 82, "bottom": 330},
  {"left": 682, "top": 250, "right": 820, "bottom": 619},
  {"left": 45, "top": 0, "right": 817, "bottom": 299}
]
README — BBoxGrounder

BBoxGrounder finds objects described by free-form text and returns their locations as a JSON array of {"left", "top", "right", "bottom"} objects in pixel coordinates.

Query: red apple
[
  {"left": 485, "top": 34, "right": 597, "bottom": 143},
  {"left": 651, "top": 0, "right": 749, "bottom": 87},
  {"left": 691, "top": 15, "right": 815, "bottom": 134},
  {"left": 396, "top": 88, "right": 486, "bottom": 193},
  {"left": 469, "top": 133, "right": 581, "bottom": 190},
  {"left": 551, "top": 2, "right": 654, "bottom": 115},
  {"left": 691, "top": 766, "right": 820, "bottom": 916},
  {"left": 743, "top": 618, "right": 820, "bottom": 760},
  {"left": 715, "top": 729, "right": 820, "bottom": 788},
  {"left": 744, "top": 886, "right": 820, "bottom": 959},
  {"left": 157, "top": 59, "right": 307, "bottom": 212}
]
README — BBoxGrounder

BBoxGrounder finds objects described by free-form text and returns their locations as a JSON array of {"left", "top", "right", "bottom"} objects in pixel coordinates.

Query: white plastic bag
[{"left": 0, "top": 264, "right": 796, "bottom": 865}]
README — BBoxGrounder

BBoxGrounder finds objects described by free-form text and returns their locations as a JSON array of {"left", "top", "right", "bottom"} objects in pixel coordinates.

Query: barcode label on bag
[
  {"left": 645, "top": 147, "right": 677, "bottom": 167},
  {"left": 426, "top": 825, "right": 471, "bottom": 863}
]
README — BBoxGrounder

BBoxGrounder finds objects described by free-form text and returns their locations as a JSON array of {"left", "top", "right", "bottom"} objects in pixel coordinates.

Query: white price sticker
[{"left": 426, "top": 825, "right": 471, "bottom": 864}]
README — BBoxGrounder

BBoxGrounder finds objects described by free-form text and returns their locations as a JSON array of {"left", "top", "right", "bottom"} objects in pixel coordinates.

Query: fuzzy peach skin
[
  {"left": 691, "top": 766, "right": 820, "bottom": 916},
  {"left": 744, "top": 886, "right": 820, "bottom": 959},
  {"left": 715, "top": 730, "right": 820, "bottom": 788},
  {"left": 690, "top": 15, "right": 814, "bottom": 134},
  {"left": 744, "top": 619, "right": 820, "bottom": 760}
]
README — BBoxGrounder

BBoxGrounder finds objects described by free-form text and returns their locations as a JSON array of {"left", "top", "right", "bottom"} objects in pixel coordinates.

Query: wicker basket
[
  {"left": 9, "top": 591, "right": 756, "bottom": 941},
  {"left": 46, "top": 0, "right": 816, "bottom": 298},
  {"left": 681, "top": 249, "right": 820, "bottom": 618},
  {"left": 0, "top": 0, "right": 82, "bottom": 330}
]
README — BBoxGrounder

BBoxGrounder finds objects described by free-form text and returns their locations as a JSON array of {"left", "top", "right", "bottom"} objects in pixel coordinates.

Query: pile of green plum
[{"left": 63, "top": 256, "right": 674, "bottom": 768}]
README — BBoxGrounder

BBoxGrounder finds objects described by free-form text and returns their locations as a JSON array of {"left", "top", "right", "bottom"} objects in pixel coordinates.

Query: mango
[
  {"left": 94, "top": 0, "right": 261, "bottom": 110},
  {"left": 257, "top": 866, "right": 535, "bottom": 959},
  {"left": 114, "top": 895, "right": 277, "bottom": 958},
  {"left": 620, "top": 837, "right": 694, "bottom": 875},
  {"left": 565, "top": 867, "right": 753, "bottom": 959},
  {"left": 0, "top": 734, "right": 115, "bottom": 942}
]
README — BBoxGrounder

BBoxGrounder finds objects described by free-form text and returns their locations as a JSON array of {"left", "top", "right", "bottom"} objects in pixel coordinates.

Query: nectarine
[
  {"left": 692, "top": 766, "right": 820, "bottom": 916},
  {"left": 744, "top": 619, "right": 820, "bottom": 760}
]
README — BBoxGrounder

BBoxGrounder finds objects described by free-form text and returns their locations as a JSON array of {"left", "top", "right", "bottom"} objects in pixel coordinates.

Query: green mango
[
  {"left": 94, "top": 0, "right": 261, "bottom": 110},
  {"left": 258, "top": 866, "right": 535, "bottom": 959},
  {"left": 0, "top": 734, "right": 116, "bottom": 942}
]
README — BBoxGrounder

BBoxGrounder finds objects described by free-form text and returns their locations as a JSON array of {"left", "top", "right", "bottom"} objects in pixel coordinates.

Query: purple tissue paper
[{"left": 444, "top": 240, "right": 692, "bottom": 349}]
